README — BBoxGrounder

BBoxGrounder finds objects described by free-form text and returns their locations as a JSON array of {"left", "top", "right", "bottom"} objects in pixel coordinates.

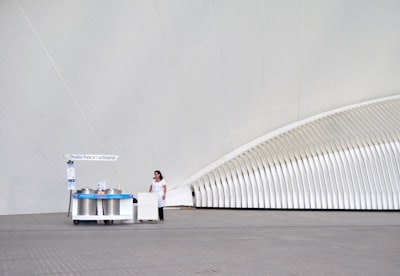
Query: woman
[{"left": 149, "top": 170, "right": 167, "bottom": 221}]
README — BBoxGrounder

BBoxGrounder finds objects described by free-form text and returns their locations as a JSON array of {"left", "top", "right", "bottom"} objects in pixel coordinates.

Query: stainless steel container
[
  {"left": 103, "top": 188, "right": 122, "bottom": 215},
  {"left": 77, "top": 188, "right": 96, "bottom": 215}
]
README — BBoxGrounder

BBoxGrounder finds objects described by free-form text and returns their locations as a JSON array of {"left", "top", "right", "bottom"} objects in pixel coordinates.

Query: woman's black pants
[{"left": 158, "top": 207, "right": 164, "bottom": 221}]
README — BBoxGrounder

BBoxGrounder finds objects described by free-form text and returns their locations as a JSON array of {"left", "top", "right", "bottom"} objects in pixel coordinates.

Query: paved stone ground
[{"left": 0, "top": 209, "right": 400, "bottom": 275}]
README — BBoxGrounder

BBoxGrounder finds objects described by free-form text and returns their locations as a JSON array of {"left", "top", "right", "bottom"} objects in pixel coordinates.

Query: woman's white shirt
[{"left": 151, "top": 179, "right": 166, "bottom": 207}]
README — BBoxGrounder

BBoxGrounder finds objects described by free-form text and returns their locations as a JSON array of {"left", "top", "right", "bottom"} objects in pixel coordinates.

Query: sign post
[{"left": 66, "top": 160, "right": 75, "bottom": 217}]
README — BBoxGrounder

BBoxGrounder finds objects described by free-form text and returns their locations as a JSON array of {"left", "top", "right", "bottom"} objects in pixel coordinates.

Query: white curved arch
[{"left": 188, "top": 96, "right": 400, "bottom": 210}]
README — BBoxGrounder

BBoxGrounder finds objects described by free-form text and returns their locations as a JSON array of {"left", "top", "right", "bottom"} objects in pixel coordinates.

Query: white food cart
[
  {"left": 65, "top": 153, "right": 158, "bottom": 225},
  {"left": 71, "top": 192, "right": 136, "bottom": 225}
]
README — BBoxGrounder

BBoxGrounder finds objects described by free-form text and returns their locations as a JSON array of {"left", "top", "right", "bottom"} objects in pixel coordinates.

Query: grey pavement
[{"left": 0, "top": 208, "right": 400, "bottom": 275}]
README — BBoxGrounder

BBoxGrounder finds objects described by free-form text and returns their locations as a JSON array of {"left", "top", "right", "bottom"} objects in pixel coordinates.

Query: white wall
[{"left": 1, "top": 0, "right": 400, "bottom": 214}]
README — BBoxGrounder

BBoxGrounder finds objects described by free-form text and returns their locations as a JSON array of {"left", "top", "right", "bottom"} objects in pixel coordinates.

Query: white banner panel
[{"left": 64, "top": 154, "right": 119, "bottom": 161}]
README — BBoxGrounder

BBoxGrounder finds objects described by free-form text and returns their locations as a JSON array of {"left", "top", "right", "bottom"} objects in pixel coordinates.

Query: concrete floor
[{"left": 0, "top": 208, "right": 399, "bottom": 275}]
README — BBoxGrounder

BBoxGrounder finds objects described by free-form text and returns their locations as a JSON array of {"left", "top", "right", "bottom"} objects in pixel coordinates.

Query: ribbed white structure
[{"left": 191, "top": 96, "right": 400, "bottom": 210}]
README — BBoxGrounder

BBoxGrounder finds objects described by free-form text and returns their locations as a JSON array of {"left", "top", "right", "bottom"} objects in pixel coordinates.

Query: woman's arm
[{"left": 162, "top": 184, "right": 167, "bottom": 200}]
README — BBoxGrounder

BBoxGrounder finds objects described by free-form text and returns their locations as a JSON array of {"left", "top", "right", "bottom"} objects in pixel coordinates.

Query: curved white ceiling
[{"left": 1, "top": 1, "right": 400, "bottom": 214}]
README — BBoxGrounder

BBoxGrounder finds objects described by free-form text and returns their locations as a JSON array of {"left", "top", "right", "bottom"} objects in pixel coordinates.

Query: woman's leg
[{"left": 158, "top": 207, "right": 164, "bottom": 221}]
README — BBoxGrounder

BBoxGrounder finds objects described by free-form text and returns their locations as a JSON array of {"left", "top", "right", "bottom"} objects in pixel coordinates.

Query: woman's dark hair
[{"left": 154, "top": 170, "right": 163, "bottom": 180}]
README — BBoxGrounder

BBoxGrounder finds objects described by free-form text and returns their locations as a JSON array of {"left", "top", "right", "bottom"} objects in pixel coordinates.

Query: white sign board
[{"left": 64, "top": 154, "right": 119, "bottom": 161}]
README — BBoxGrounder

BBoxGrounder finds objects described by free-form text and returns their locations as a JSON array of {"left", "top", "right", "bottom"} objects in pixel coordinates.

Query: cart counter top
[{"left": 73, "top": 193, "right": 134, "bottom": 199}]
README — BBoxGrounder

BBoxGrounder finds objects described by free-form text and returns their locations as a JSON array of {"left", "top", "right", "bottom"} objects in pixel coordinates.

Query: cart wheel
[{"left": 73, "top": 220, "right": 80, "bottom": 225}]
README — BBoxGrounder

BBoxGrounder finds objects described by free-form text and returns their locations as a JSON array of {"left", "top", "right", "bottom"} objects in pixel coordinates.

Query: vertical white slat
[
  {"left": 274, "top": 140, "right": 295, "bottom": 209},
  {"left": 242, "top": 154, "right": 259, "bottom": 208},
  {"left": 228, "top": 162, "right": 242, "bottom": 208},
  {"left": 320, "top": 151, "right": 335, "bottom": 209},
  {"left": 338, "top": 113, "right": 361, "bottom": 209},
  {"left": 237, "top": 157, "right": 253, "bottom": 208},
  {"left": 211, "top": 171, "right": 224, "bottom": 208},
  {"left": 268, "top": 142, "right": 288, "bottom": 208},
  {"left": 198, "top": 179, "right": 207, "bottom": 207},
  {"left": 309, "top": 155, "right": 322, "bottom": 209},
  {"left": 309, "top": 123, "right": 333, "bottom": 209},
  {"left": 263, "top": 162, "right": 278, "bottom": 208},
  {"left": 377, "top": 142, "right": 394, "bottom": 209},
  {"left": 316, "top": 152, "right": 329, "bottom": 209},
  {"left": 206, "top": 174, "right": 218, "bottom": 208},
  {"left": 193, "top": 181, "right": 201, "bottom": 207},
  {"left": 259, "top": 145, "right": 276, "bottom": 208},
  {"left": 274, "top": 162, "right": 288, "bottom": 209},
  {"left": 352, "top": 146, "right": 369, "bottom": 209},
  {"left": 261, "top": 145, "right": 284, "bottom": 208},
  {"left": 269, "top": 163, "right": 282, "bottom": 208},
  {"left": 232, "top": 158, "right": 248, "bottom": 208},
  {"left": 221, "top": 165, "right": 235, "bottom": 208},
  {"left": 337, "top": 149, "right": 353, "bottom": 209},
  {"left": 285, "top": 159, "right": 298, "bottom": 208},
  {"left": 203, "top": 177, "right": 213, "bottom": 208},
  {"left": 364, "top": 144, "right": 382, "bottom": 209},
  {"left": 331, "top": 150, "right": 347, "bottom": 209},
  {"left": 297, "top": 156, "right": 311, "bottom": 208},
  {"left": 279, "top": 160, "right": 291, "bottom": 209},
  {"left": 248, "top": 151, "right": 265, "bottom": 208},
  {"left": 252, "top": 149, "right": 268, "bottom": 208},
  {"left": 217, "top": 167, "right": 231, "bottom": 208},
  {"left": 301, "top": 127, "right": 324, "bottom": 209},
  {"left": 292, "top": 158, "right": 305, "bottom": 208},
  {"left": 357, "top": 145, "right": 373, "bottom": 209},
  {"left": 267, "top": 142, "right": 289, "bottom": 208},
  {"left": 345, "top": 147, "right": 361, "bottom": 209},
  {"left": 285, "top": 136, "right": 304, "bottom": 209},
  {"left": 256, "top": 145, "right": 273, "bottom": 208},
  {"left": 388, "top": 141, "right": 400, "bottom": 209},
  {"left": 371, "top": 143, "right": 388, "bottom": 209},
  {"left": 302, "top": 155, "right": 316, "bottom": 209},
  {"left": 352, "top": 109, "right": 379, "bottom": 209},
  {"left": 262, "top": 159, "right": 276, "bottom": 208},
  {"left": 384, "top": 140, "right": 399, "bottom": 209},
  {"left": 287, "top": 133, "right": 308, "bottom": 209},
  {"left": 346, "top": 145, "right": 359, "bottom": 209},
  {"left": 329, "top": 123, "right": 350, "bottom": 209},
  {"left": 377, "top": 142, "right": 393, "bottom": 209},
  {"left": 326, "top": 150, "right": 341, "bottom": 209}
]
